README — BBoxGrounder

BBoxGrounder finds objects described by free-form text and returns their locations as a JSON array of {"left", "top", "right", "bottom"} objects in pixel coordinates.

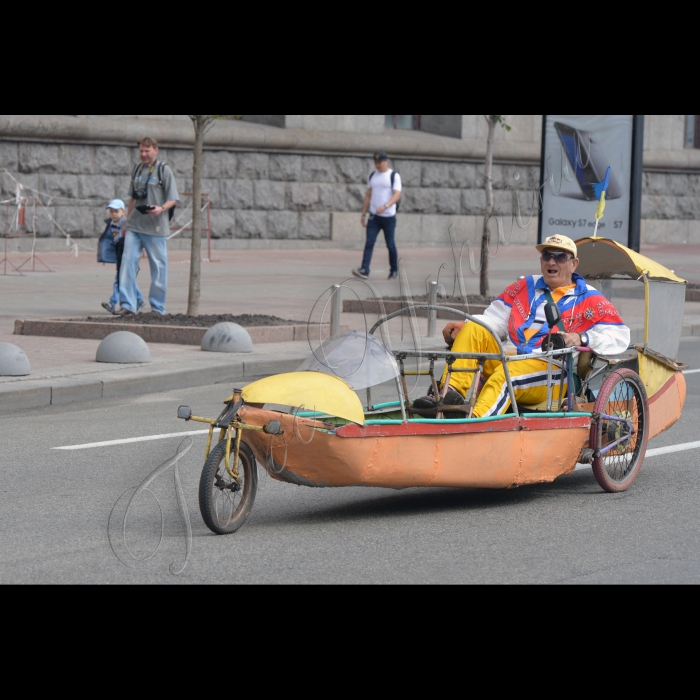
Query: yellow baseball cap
[{"left": 536, "top": 234, "right": 577, "bottom": 258}]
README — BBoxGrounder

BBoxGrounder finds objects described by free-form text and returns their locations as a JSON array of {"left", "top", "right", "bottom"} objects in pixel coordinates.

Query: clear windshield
[
  {"left": 297, "top": 331, "right": 399, "bottom": 390},
  {"left": 647, "top": 280, "right": 685, "bottom": 360}
]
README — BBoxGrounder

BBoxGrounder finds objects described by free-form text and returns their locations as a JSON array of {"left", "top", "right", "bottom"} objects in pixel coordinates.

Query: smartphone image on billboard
[{"left": 554, "top": 122, "right": 623, "bottom": 201}]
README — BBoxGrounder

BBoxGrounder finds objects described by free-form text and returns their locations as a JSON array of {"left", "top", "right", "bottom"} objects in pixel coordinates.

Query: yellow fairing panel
[
  {"left": 242, "top": 372, "right": 365, "bottom": 425},
  {"left": 638, "top": 352, "right": 676, "bottom": 398},
  {"left": 576, "top": 237, "right": 686, "bottom": 282}
]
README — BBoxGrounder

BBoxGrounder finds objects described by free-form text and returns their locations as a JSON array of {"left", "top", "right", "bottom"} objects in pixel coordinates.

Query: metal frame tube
[
  {"left": 642, "top": 274, "right": 650, "bottom": 346},
  {"left": 598, "top": 434, "right": 633, "bottom": 456},
  {"left": 598, "top": 412, "right": 634, "bottom": 434},
  {"left": 396, "top": 348, "right": 577, "bottom": 363},
  {"left": 371, "top": 306, "right": 586, "bottom": 420},
  {"left": 371, "top": 305, "right": 520, "bottom": 418},
  {"left": 428, "top": 282, "right": 438, "bottom": 337},
  {"left": 330, "top": 284, "right": 341, "bottom": 338},
  {"left": 396, "top": 376, "right": 408, "bottom": 423},
  {"left": 429, "top": 358, "right": 440, "bottom": 406},
  {"left": 566, "top": 354, "right": 575, "bottom": 412}
]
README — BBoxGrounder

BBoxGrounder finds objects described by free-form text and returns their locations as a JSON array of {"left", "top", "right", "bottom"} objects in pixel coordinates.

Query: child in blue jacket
[{"left": 98, "top": 199, "right": 144, "bottom": 315}]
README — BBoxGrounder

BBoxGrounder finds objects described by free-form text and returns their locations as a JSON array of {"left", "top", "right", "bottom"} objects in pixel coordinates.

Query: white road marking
[
  {"left": 646, "top": 440, "right": 700, "bottom": 457},
  {"left": 52, "top": 430, "right": 210, "bottom": 451},
  {"left": 683, "top": 369, "right": 700, "bottom": 375},
  {"left": 575, "top": 440, "right": 700, "bottom": 471}
]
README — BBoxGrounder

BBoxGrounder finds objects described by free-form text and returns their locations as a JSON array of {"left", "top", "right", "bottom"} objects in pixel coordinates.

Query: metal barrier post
[
  {"left": 331, "top": 284, "right": 341, "bottom": 337},
  {"left": 428, "top": 281, "right": 438, "bottom": 337}
]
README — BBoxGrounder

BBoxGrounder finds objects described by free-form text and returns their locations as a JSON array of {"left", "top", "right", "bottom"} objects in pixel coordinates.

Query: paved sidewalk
[{"left": 1, "top": 244, "right": 699, "bottom": 411}]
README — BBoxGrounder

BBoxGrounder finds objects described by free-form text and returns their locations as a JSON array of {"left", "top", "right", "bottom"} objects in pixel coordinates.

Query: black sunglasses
[{"left": 541, "top": 251, "right": 573, "bottom": 264}]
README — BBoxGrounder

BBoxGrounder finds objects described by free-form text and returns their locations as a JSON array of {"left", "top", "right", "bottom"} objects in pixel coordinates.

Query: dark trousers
[
  {"left": 362, "top": 214, "right": 398, "bottom": 275},
  {"left": 115, "top": 238, "right": 125, "bottom": 279}
]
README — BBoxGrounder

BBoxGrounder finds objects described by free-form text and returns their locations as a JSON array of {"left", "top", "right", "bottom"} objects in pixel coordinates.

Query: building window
[
  {"left": 386, "top": 115, "right": 421, "bottom": 130},
  {"left": 685, "top": 115, "right": 700, "bottom": 148},
  {"left": 239, "top": 115, "right": 286, "bottom": 128}
]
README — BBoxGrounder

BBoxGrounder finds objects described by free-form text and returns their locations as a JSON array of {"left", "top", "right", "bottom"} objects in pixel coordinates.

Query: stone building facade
[{"left": 1, "top": 115, "right": 699, "bottom": 250}]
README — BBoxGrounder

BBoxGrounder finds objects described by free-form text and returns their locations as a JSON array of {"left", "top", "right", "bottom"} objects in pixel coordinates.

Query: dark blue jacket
[{"left": 97, "top": 216, "right": 127, "bottom": 264}]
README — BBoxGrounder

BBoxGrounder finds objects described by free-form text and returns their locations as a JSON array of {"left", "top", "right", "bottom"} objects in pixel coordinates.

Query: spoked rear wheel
[
  {"left": 199, "top": 440, "right": 258, "bottom": 535},
  {"left": 591, "top": 368, "right": 649, "bottom": 493}
]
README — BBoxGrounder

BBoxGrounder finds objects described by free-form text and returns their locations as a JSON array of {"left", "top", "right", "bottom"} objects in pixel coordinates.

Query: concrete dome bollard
[
  {"left": 96, "top": 332, "right": 151, "bottom": 364},
  {"left": 0, "top": 342, "right": 31, "bottom": 376},
  {"left": 201, "top": 323, "right": 253, "bottom": 354}
]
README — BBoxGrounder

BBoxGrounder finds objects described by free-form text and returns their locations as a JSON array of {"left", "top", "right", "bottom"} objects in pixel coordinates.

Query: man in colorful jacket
[{"left": 414, "top": 235, "right": 630, "bottom": 418}]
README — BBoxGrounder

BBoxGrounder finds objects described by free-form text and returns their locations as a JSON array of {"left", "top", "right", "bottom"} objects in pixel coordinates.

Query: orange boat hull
[
  {"left": 648, "top": 372, "right": 686, "bottom": 439},
  {"left": 239, "top": 406, "right": 590, "bottom": 490}
]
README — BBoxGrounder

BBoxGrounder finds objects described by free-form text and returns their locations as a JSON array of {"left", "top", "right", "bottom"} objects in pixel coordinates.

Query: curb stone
[
  {"left": 14, "top": 320, "right": 349, "bottom": 346},
  {"left": 0, "top": 355, "right": 305, "bottom": 413}
]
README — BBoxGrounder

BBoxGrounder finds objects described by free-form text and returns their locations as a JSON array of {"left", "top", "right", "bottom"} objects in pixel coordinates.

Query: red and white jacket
[{"left": 474, "top": 274, "right": 631, "bottom": 358}]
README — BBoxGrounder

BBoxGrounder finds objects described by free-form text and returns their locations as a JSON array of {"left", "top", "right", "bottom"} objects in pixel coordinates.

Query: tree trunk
[
  {"left": 187, "top": 118, "right": 205, "bottom": 316},
  {"left": 480, "top": 117, "right": 496, "bottom": 298}
]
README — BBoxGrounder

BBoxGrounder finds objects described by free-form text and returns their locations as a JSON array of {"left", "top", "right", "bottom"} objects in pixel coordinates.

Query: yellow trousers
[{"left": 441, "top": 323, "right": 566, "bottom": 418}]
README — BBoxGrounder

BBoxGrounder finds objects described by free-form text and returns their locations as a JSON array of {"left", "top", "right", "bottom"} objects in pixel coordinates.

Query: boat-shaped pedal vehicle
[{"left": 178, "top": 237, "right": 688, "bottom": 535}]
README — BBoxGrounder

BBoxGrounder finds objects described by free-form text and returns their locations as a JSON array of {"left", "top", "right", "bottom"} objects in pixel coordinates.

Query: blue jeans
[
  {"left": 361, "top": 214, "right": 398, "bottom": 275},
  {"left": 109, "top": 273, "right": 144, "bottom": 308},
  {"left": 120, "top": 231, "right": 168, "bottom": 314}
]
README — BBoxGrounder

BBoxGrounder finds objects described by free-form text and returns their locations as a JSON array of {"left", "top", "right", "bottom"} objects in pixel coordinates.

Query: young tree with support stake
[
  {"left": 480, "top": 115, "right": 510, "bottom": 298},
  {"left": 186, "top": 115, "right": 240, "bottom": 316}
]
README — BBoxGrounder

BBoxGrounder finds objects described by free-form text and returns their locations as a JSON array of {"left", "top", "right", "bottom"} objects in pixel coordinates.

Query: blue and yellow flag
[{"left": 593, "top": 167, "right": 611, "bottom": 220}]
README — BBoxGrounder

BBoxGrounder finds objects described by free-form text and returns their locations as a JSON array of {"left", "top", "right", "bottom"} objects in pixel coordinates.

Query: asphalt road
[{"left": 1, "top": 337, "right": 699, "bottom": 585}]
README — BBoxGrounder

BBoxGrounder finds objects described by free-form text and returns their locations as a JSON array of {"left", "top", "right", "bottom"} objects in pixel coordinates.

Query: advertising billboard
[{"left": 538, "top": 115, "right": 644, "bottom": 250}]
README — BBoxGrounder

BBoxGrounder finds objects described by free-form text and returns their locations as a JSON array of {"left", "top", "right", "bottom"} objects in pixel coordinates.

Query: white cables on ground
[{"left": 0, "top": 169, "right": 81, "bottom": 257}]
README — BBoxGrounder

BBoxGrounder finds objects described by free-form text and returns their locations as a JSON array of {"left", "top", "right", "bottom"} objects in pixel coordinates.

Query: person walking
[
  {"left": 119, "top": 137, "right": 179, "bottom": 317},
  {"left": 99, "top": 199, "right": 144, "bottom": 315},
  {"left": 352, "top": 152, "right": 402, "bottom": 281}
]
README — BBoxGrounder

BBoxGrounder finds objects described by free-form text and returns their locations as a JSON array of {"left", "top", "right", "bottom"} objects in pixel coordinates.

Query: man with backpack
[
  {"left": 118, "top": 137, "right": 180, "bottom": 317},
  {"left": 352, "top": 152, "right": 402, "bottom": 281}
]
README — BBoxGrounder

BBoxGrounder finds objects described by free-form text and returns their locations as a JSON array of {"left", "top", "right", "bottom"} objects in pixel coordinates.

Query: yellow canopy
[
  {"left": 576, "top": 237, "right": 686, "bottom": 283},
  {"left": 241, "top": 372, "right": 365, "bottom": 425}
]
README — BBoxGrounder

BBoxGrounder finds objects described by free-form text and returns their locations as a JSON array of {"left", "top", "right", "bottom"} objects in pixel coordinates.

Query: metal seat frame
[{"left": 369, "top": 305, "right": 586, "bottom": 423}]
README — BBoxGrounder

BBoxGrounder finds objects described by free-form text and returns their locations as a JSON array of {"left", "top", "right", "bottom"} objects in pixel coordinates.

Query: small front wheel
[
  {"left": 591, "top": 369, "right": 649, "bottom": 493},
  {"left": 199, "top": 440, "right": 258, "bottom": 535}
]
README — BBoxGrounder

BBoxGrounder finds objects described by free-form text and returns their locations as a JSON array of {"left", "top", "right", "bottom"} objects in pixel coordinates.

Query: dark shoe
[
  {"left": 413, "top": 394, "right": 437, "bottom": 411},
  {"left": 352, "top": 268, "right": 369, "bottom": 280},
  {"left": 413, "top": 386, "right": 466, "bottom": 419},
  {"left": 388, "top": 271, "right": 398, "bottom": 280},
  {"left": 102, "top": 302, "right": 117, "bottom": 315},
  {"left": 118, "top": 308, "right": 134, "bottom": 317},
  {"left": 442, "top": 387, "right": 467, "bottom": 419},
  {"left": 137, "top": 300, "right": 146, "bottom": 313},
  {"left": 413, "top": 384, "right": 438, "bottom": 410}
]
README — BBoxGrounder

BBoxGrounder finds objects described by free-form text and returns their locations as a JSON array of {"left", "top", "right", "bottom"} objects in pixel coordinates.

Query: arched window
[{"left": 385, "top": 115, "right": 421, "bottom": 130}]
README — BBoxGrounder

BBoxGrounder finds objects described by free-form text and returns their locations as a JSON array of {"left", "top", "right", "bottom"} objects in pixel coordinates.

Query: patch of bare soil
[{"left": 78, "top": 313, "right": 305, "bottom": 328}]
